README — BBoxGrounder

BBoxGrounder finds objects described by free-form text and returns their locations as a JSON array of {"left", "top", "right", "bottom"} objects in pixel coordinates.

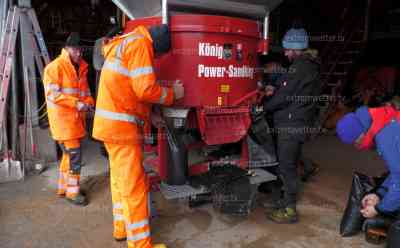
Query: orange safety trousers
[
  {"left": 57, "top": 139, "right": 81, "bottom": 199},
  {"left": 104, "top": 142, "right": 152, "bottom": 248}
]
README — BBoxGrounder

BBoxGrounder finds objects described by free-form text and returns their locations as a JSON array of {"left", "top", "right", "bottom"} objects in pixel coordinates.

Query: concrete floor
[{"left": 0, "top": 135, "right": 387, "bottom": 248}]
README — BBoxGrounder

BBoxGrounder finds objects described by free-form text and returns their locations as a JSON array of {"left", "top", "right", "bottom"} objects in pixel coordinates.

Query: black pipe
[{"left": 165, "top": 124, "right": 188, "bottom": 185}]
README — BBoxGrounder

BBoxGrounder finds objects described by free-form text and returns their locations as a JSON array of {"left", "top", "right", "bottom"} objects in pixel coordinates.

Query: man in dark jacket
[{"left": 264, "top": 28, "right": 321, "bottom": 223}]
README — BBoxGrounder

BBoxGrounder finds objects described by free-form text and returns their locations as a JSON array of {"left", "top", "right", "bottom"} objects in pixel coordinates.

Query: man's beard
[{"left": 281, "top": 56, "right": 292, "bottom": 68}]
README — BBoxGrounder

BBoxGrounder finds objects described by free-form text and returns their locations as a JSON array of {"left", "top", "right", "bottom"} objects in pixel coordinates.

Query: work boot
[
  {"left": 56, "top": 191, "right": 66, "bottom": 198},
  {"left": 268, "top": 207, "right": 298, "bottom": 224},
  {"left": 153, "top": 244, "right": 168, "bottom": 248},
  {"left": 113, "top": 237, "right": 126, "bottom": 242},
  {"left": 66, "top": 192, "right": 88, "bottom": 206},
  {"left": 113, "top": 230, "right": 127, "bottom": 242}
]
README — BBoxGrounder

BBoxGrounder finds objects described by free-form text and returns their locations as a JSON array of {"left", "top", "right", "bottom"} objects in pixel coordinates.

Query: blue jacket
[{"left": 374, "top": 119, "right": 400, "bottom": 215}]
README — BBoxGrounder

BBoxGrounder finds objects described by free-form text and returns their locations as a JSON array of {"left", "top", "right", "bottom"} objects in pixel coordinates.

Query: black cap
[
  {"left": 105, "top": 26, "right": 123, "bottom": 38},
  {"left": 65, "top": 32, "right": 80, "bottom": 47}
]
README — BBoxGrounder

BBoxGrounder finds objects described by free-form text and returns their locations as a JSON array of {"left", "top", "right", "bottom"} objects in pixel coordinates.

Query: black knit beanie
[
  {"left": 65, "top": 32, "right": 80, "bottom": 47},
  {"left": 148, "top": 24, "right": 171, "bottom": 55}
]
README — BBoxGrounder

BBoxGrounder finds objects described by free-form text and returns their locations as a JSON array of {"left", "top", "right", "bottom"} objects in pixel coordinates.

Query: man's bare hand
[
  {"left": 362, "top": 193, "right": 380, "bottom": 208},
  {"left": 265, "top": 85, "right": 275, "bottom": 96},
  {"left": 360, "top": 205, "right": 378, "bottom": 219}
]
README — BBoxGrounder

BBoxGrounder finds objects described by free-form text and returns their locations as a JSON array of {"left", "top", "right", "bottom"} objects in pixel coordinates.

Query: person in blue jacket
[{"left": 336, "top": 105, "right": 400, "bottom": 218}]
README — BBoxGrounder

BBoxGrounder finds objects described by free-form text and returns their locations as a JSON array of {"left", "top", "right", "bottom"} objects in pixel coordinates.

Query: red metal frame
[
  {"left": 197, "top": 106, "right": 251, "bottom": 145},
  {"left": 129, "top": 14, "right": 266, "bottom": 188},
  {"left": 143, "top": 127, "right": 251, "bottom": 189}
]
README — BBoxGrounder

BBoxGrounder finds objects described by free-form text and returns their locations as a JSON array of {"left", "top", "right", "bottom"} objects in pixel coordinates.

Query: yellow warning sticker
[{"left": 220, "top": 84, "right": 230, "bottom": 93}]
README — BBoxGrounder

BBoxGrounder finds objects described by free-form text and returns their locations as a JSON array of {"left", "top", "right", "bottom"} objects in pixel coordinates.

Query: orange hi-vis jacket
[
  {"left": 43, "top": 49, "right": 94, "bottom": 141},
  {"left": 93, "top": 26, "right": 174, "bottom": 145}
]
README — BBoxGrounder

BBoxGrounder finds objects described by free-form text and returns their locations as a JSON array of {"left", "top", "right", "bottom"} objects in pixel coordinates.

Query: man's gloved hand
[{"left": 173, "top": 81, "right": 184, "bottom": 100}]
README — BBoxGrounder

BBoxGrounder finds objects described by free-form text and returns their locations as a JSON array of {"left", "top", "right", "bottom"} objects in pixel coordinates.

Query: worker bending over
[
  {"left": 43, "top": 33, "right": 94, "bottom": 206},
  {"left": 93, "top": 24, "right": 184, "bottom": 248},
  {"left": 337, "top": 103, "right": 400, "bottom": 220}
]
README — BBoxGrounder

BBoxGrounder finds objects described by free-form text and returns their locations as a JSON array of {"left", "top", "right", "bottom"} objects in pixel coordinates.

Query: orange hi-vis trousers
[
  {"left": 57, "top": 139, "right": 82, "bottom": 199},
  {"left": 104, "top": 143, "right": 152, "bottom": 248}
]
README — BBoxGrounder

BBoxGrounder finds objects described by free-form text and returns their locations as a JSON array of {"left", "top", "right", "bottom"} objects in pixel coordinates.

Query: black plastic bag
[
  {"left": 387, "top": 220, "right": 400, "bottom": 248},
  {"left": 340, "top": 172, "right": 375, "bottom": 237},
  {"left": 373, "top": 172, "right": 389, "bottom": 187}
]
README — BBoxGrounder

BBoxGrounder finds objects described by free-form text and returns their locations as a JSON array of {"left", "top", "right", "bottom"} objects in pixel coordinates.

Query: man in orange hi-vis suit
[
  {"left": 43, "top": 33, "right": 94, "bottom": 206},
  {"left": 93, "top": 24, "right": 184, "bottom": 248}
]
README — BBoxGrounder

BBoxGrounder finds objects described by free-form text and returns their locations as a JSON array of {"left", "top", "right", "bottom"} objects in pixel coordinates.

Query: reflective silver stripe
[
  {"left": 46, "top": 84, "right": 79, "bottom": 95},
  {"left": 80, "top": 91, "right": 91, "bottom": 97},
  {"left": 123, "top": 35, "right": 142, "bottom": 48},
  {"left": 67, "top": 187, "right": 79, "bottom": 194},
  {"left": 102, "top": 61, "right": 153, "bottom": 79},
  {"left": 159, "top": 87, "right": 168, "bottom": 104},
  {"left": 46, "top": 83, "right": 61, "bottom": 101},
  {"left": 61, "top": 87, "right": 79, "bottom": 94},
  {"left": 47, "top": 89, "right": 62, "bottom": 101},
  {"left": 113, "top": 203, "right": 123, "bottom": 209},
  {"left": 130, "top": 66, "right": 153, "bottom": 78},
  {"left": 68, "top": 178, "right": 78, "bottom": 185},
  {"left": 113, "top": 214, "right": 125, "bottom": 221},
  {"left": 127, "top": 231, "right": 150, "bottom": 242},
  {"left": 103, "top": 34, "right": 152, "bottom": 79},
  {"left": 47, "top": 94, "right": 56, "bottom": 102},
  {"left": 102, "top": 60, "right": 130, "bottom": 77},
  {"left": 116, "top": 44, "right": 123, "bottom": 59},
  {"left": 46, "top": 83, "right": 60, "bottom": 91},
  {"left": 121, "top": 35, "right": 143, "bottom": 56},
  {"left": 46, "top": 100, "right": 58, "bottom": 108},
  {"left": 127, "top": 219, "right": 149, "bottom": 231},
  {"left": 58, "top": 183, "right": 65, "bottom": 189},
  {"left": 116, "top": 34, "right": 143, "bottom": 59},
  {"left": 95, "top": 108, "right": 144, "bottom": 126}
]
